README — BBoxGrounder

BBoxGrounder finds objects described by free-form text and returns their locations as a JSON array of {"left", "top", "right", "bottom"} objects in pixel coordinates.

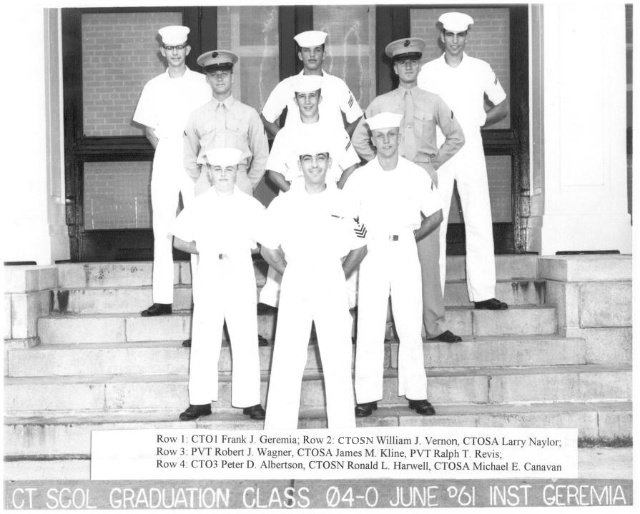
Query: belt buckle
[
  {"left": 218, "top": 253, "right": 228, "bottom": 260},
  {"left": 390, "top": 235, "right": 399, "bottom": 242}
]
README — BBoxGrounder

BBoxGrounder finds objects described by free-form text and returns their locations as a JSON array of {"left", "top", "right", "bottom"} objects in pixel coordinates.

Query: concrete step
[
  {"left": 37, "top": 305, "right": 558, "bottom": 345},
  {"left": 4, "top": 401, "right": 631, "bottom": 461},
  {"left": 55, "top": 256, "right": 538, "bottom": 289},
  {"left": 6, "top": 336, "right": 586, "bottom": 378},
  {"left": 49, "top": 279, "right": 546, "bottom": 315},
  {"left": 5, "top": 364, "right": 631, "bottom": 416}
]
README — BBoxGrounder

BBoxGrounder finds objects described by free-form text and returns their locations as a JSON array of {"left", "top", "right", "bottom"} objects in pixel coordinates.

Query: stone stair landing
[{"left": 3, "top": 254, "right": 633, "bottom": 480}]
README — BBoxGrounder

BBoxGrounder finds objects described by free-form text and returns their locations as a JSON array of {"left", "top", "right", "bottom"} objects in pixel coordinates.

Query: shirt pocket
[{"left": 414, "top": 112, "right": 436, "bottom": 142}]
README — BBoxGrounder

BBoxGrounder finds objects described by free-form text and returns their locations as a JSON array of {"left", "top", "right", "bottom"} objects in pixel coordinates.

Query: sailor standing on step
[
  {"left": 133, "top": 26, "right": 211, "bottom": 318},
  {"left": 351, "top": 37, "right": 465, "bottom": 344},
  {"left": 418, "top": 12, "right": 509, "bottom": 311},
  {"left": 261, "top": 141, "right": 367, "bottom": 430},
  {"left": 345, "top": 112, "right": 443, "bottom": 418},
  {"left": 171, "top": 147, "right": 267, "bottom": 422}
]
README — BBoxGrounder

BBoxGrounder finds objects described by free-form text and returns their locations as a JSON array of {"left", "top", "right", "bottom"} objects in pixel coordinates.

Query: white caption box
[{"left": 91, "top": 427, "right": 578, "bottom": 480}]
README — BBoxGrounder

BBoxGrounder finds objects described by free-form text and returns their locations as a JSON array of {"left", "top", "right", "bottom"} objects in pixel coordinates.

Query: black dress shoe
[
  {"left": 428, "top": 330, "right": 462, "bottom": 343},
  {"left": 257, "top": 303, "right": 278, "bottom": 315},
  {"left": 141, "top": 303, "right": 172, "bottom": 317},
  {"left": 179, "top": 403, "right": 211, "bottom": 421},
  {"left": 408, "top": 399, "right": 436, "bottom": 416},
  {"left": 355, "top": 401, "right": 378, "bottom": 418},
  {"left": 474, "top": 298, "right": 508, "bottom": 310},
  {"left": 258, "top": 335, "right": 269, "bottom": 347},
  {"left": 182, "top": 339, "right": 191, "bottom": 347},
  {"left": 242, "top": 404, "right": 266, "bottom": 420}
]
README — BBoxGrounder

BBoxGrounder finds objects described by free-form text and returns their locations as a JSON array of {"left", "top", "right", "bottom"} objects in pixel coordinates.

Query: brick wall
[
  {"left": 410, "top": 7, "right": 511, "bottom": 130},
  {"left": 84, "top": 162, "right": 152, "bottom": 230},
  {"left": 82, "top": 12, "right": 182, "bottom": 137}
]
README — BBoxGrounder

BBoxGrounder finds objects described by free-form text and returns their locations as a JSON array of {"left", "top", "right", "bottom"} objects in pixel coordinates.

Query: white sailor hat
[
  {"left": 197, "top": 50, "right": 238, "bottom": 71},
  {"left": 293, "top": 30, "right": 328, "bottom": 48},
  {"left": 292, "top": 74, "right": 323, "bottom": 93},
  {"left": 438, "top": 12, "right": 474, "bottom": 32},
  {"left": 158, "top": 26, "right": 190, "bottom": 46},
  {"left": 384, "top": 38, "right": 427, "bottom": 60},
  {"left": 297, "top": 140, "right": 331, "bottom": 159},
  {"left": 198, "top": 147, "right": 244, "bottom": 167},
  {"left": 365, "top": 112, "right": 403, "bottom": 131}
]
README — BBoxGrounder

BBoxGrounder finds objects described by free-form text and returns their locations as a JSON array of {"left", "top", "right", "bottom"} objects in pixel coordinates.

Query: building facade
[{"left": 3, "top": 2, "right": 633, "bottom": 265}]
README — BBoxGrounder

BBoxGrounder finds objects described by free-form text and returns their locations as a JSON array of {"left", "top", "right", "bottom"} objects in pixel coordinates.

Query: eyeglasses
[
  {"left": 163, "top": 45, "right": 187, "bottom": 51},
  {"left": 206, "top": 70, "right": 232, "bottom": 79}
]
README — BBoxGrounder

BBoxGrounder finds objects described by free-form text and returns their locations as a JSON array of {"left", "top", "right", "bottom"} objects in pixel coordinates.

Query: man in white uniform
[
  {"left": 345, "top": 112, "right": 443, "bottom": 418},
  {"left": 418, "top": 12, "right": 509, "bottom": 310},
  {"left": 262, "top": 142, "right": 367, "bottom": 430},
  {"left": 258, "top": 74, "right": 360, "bottom": 310},
  {"left": 261, "top": 30, "right": 363, "bottom": 138},
  {"left": 133, "top": 26, "right": 211, "bottom": 317},
  {"left": 171, "top": 148, "right": 267, "bottom": 422}
]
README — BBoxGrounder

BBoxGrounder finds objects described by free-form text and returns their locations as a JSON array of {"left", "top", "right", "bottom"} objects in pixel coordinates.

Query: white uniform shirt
[
  {"left": 344, "top": 157, "right": 442, "bottom": 236},
  {"left": 418, "top": 53, "right": 506, "bottom": 131},
  {"left": 133, "top": 67, "right": 211, "bottom": 138},
  {"left": 170, "top": 186, "right": 268, "bottom": 264},
  {"left": 265, "top": 187, "right": 366, "bottom": 263},
  {"left": 266, "top": 120, "right": 360, "bottom": 185},
  {"left": 261, "top": 70, "right": 363, "bottom": 131}
]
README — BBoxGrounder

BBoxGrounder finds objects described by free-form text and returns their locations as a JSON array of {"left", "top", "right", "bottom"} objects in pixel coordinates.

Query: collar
[
  {"left": 297, "top": 69, "right": 328, "bottom": 78},
  {"left": 164, "top": 66, "right": 191, "bottom": 79},
  {"left": 213, "top": 95, "right": 235, "bottom": 109},
  {"left": 440, "top": 51, "right": 468, "bottom": 67}
]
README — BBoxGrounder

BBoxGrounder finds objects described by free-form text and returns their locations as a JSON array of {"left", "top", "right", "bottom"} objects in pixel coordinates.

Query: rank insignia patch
[{"left": 353, "top": 216, "right": 367, "bottom": 238}]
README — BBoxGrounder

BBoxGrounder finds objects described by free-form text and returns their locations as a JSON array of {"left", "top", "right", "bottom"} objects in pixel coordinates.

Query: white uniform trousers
[
  {"left": 265, "top": 259, "right": 356, "bottom": 430},
  {"left": 151, "top": 137, "right": 198, "bottom": 304},
  {"left": 259, "top": 264, "right": 358, "bottom": 309},
  {"left": 355, "top": 235, "right": 428, "bottom": 404},
  {"left": 188, "top": 253, "right": 261, "bottom": 407},
  {"left": 437, "top": 130, "right": 497, "bottom": 302}
]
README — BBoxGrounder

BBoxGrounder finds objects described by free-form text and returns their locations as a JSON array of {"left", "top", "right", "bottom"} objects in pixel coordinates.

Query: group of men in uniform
[{"left": 133, "top": 12, "right": 509, "bottom": 428}]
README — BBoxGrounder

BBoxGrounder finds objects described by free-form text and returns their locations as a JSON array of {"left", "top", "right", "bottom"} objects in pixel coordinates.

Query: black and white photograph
[{"left": 2, "top": 0, "right": 635, "bottom": 509}]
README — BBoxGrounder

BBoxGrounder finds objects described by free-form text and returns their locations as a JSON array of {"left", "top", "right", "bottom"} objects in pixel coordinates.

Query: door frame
[{"left": 375, "top": 4, "right": 530, "bottom": 254}]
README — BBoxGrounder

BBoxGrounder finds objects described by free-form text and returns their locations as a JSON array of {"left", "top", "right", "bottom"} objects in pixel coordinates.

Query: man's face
[
  {"left": 206, "top": 163, "right": 238, "bottom": 192},
  {"left": 206, "top": 69, "right": 233, "bottom": 97},
  {"left": 371, "top": 127, "right": 399, "bottom": 160},
  {"left": 297, "top": 45, "right": 325, "bottom": 72},
  {"left": 160, "top": 43, "right": 190, "bottom": 69},
  {"left": 441, "top": 30, "right": 468, "bottom": 56},
  {"left": 298, "top": 152, "right": 331, "bottom": 187},
  {"left": 294, "top": 90, "right": 321, "bottom": 121},
  {"left": 393, "top": 57, "right": 421, "bottom": 85}
]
